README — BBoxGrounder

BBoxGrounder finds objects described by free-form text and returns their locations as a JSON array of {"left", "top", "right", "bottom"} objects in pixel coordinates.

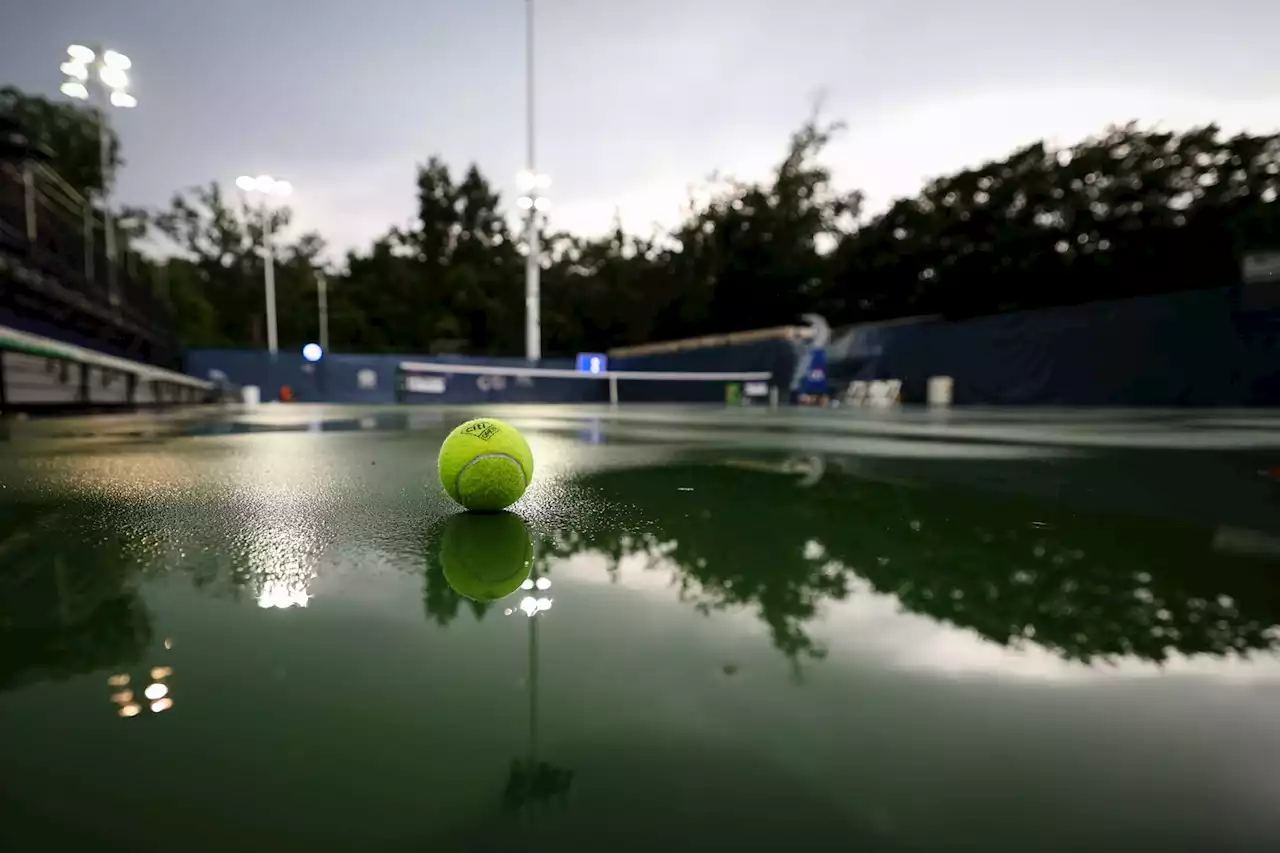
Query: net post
[
  {"left": 609, "top": 374, "right": 619, "bottom": 408},
  {"left": 768, "top": 385, "right": 779, "bottom": 411}
]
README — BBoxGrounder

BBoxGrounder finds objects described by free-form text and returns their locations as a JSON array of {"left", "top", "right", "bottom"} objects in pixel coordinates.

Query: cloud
[{"left": 281, "top": 158, "right": 421, "bottom": 259}]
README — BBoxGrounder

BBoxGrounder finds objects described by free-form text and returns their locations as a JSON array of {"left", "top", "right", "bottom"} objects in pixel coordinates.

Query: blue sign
[
  {"left": 576, "top": 352, "right": 608, "bottom": 374},
  {"left": 798, "top": 348, "right": 829, "bottom": 395}
]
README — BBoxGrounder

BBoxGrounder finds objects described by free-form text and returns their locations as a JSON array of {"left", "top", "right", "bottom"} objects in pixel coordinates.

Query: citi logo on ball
[{"left": 464, "top": 421, "right": 501, "bottom": 441}]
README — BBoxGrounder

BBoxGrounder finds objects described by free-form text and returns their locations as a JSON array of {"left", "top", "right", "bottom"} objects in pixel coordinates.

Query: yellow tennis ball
[
  {"left": 441, "top": 511, "right": 533, "bottom": 602},
  {"left": 438, "top": 417, "right": 535, "bottom": 512}
]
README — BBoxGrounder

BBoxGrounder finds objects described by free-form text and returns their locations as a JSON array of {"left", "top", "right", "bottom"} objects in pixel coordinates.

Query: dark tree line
[
  {"left": 5, "top": 85, "right": 1279, "bottom": 356},
  {"left": 0, "top": 86, "right": 122, "bottom": 196},
  {"left": 823, "top": 124, "right": 1280, "bottom": 321}
]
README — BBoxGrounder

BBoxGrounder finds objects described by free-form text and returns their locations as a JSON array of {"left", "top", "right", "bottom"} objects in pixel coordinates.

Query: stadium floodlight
[
  {"left": 98, "top": 65, "right": 128, "bottom": 91},
  {"left": 239, "top": 174, "right": 293, "bottom": 200},
  {"left": 60, "top": 81, "right": 89, "bottom": 100},
  {"left": 302, "top": 343, "right": 323, "bottom": 363},
  {"left": 60, "top": 61, "right": 88, "bottom": 80},
  {"left": 60, "top": 43, "right": 138, "bottom": 308},
  {"left": 245, "top": 174, "right": 292, "bottom": 197},
  {"left": 517, "top": 169, "right": 551, "bottom": 209},
  {"left": 102, "top": 50, "right": 131, "bottom": 70},
  {"left": 533, "top": 196, "right": 551, "bottom": 212}
]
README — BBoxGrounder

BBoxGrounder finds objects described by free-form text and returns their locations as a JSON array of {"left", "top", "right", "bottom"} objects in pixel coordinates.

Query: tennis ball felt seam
[{"left": 454, "top": 452, "right": 529, "bottom": 498}]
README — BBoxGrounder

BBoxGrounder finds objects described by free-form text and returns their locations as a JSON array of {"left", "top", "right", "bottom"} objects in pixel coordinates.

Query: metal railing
[
  {"left": 0, "top": 322, "right": 213, "bottom": 411},
  {"left": 0, "top": 160, "right": 173, "bottom": 362}
]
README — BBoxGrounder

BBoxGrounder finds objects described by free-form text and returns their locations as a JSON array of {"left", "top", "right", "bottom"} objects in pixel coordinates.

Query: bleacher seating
[
  {"left": 0, "top": 323, "right": 214, "bottom": 411},
  {"left": 0, "top": 134, "right": 213, "bottom": 411},
  {"left": 0, "top": 157, "right": 175, "bottom": 369}
]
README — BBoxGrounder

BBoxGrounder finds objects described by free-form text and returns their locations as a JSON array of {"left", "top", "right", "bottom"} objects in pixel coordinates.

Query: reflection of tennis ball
[
  {"left": 438, "top": 418, "right": 535, "bottom": 512},
  {"left": 441, "top": 512, "right": 533, "bottom": 602}
]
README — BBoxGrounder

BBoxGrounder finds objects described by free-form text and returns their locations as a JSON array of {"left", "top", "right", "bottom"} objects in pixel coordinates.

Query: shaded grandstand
[{"left": 0, "top": 119, "right": 213, "bottom": 410}]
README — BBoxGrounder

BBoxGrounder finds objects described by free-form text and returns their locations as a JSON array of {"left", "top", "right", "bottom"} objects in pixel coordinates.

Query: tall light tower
[
  {"left": 518, "top": 0, "right": 551, "bottom": 363},
  {"left": 60, "top": 44, "right": 136, "bottom": 306},
  {"left": 235, "top": 174, "right": 293, "bottom": 355}
]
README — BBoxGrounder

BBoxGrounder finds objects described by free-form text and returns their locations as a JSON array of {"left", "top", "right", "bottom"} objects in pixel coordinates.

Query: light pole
[
  {"left": 235, "top": 174, "right": 293, "bottom": 355},
  {"left": 317, "top": 272, "right": 329, "bottom": 355},
  {"left": 60, "top": 44, "right": 136, "bottom": 307},
  {"left": 517, "top": 170, "right": 550, "bottom": 364},
  {"left": 518, "top": 0, "right": 550, "bottom": 363}
]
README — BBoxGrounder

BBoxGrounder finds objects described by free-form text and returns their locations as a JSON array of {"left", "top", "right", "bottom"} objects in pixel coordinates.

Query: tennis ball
[
  {"left": 441, "top": 511, "right": 533, "bottom": 602},
  {"left": 438, "top": 417, "right": 535, "bottom": 512}
]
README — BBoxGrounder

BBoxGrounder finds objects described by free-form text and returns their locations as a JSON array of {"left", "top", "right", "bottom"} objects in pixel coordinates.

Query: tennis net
[{"left": 396, "top": 360, "right": 778, "bottom": 407}]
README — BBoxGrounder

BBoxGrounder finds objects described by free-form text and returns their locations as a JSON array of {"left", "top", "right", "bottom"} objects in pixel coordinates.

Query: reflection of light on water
[
  {"left": 509, "top": 577, "right": 553, "bottom": 616},
  {"left": 113, "top": 659, "right": 175, "bottom": 719},
  {"left": 240, "top": 504, "right": 320, "bottom": 610},
  {"left": 257, "top": 578, "right": 312, "bottom": 609},
  {"left": 238, "top": 502, "right": 319, "bottom": 611},
  {"left": 230, "top": 434, "right": 333, "bottom": 613},
  {"left": 507, "top": 576, "right": 554, "bottom": 617},
  {"left": 519, "top": 596, "right": 553, "bottom": 617}
]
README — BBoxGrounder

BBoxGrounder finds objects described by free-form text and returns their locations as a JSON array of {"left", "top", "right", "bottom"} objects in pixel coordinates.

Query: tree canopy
[
  {"left": 0, "top": 86, "right": 121, "bottom": 197},
  {"left": 6, "top": 81, "right": 1278, "bottom": 355}
]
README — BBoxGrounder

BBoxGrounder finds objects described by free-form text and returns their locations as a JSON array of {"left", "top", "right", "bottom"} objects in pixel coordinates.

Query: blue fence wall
[
  {"left": 188, "top": 338, "right": 797, "bottom": 405},
  {"left": 188, "top": 285, "right": 1278, "bottom": 408},
  {"left": 184, "top": 350, "right": 586, "bottom": 405},
  {"left": 827, "top": 286, "right": 1280, "bottom": 406}
]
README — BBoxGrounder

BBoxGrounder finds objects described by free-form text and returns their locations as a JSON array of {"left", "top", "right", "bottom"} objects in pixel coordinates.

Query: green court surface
[{"left": 2, "top": 405, "right": 1279, "bottom": 852}]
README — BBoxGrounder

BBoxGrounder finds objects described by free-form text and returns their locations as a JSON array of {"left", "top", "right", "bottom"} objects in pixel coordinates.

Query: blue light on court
[
  {"left": 302, "top": 343, "right": 323, "bottom": 363},
  {"left": 576, "top": 352, "right": 607, "bottom": 374}
]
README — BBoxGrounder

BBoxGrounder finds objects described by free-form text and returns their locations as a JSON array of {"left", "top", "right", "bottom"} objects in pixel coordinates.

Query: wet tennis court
[{"left": 2, "top": 404, "right": 1279, "bottom": 852}]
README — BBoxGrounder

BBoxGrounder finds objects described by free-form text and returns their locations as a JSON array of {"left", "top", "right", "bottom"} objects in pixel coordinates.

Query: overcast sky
[{"left": 5, "top": 0, "right": 1279, "bottom": 257}]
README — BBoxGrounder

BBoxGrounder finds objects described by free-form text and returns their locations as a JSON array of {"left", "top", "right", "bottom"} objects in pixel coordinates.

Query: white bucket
[
  {"left": 927, "top": 376, "right": 954, "bottom": 406},
  {"left": 242, "top": 385, "right": 261, "bottom": 406}
]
